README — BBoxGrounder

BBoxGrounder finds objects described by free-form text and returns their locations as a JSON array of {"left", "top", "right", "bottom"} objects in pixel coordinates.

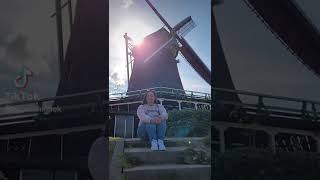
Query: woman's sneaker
[
  {"left": 157, "top": 139, "right": 166, "bottom": 151},
  {"left": 151, "top": 139, "right": 158, "bottom": 151}
]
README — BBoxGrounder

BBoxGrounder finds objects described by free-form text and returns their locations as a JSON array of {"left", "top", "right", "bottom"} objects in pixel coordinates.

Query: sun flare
[
  {"left": 132, "top": 37, "right": 144, "bottom": 46},
  {"left": 109, "top": 19, "right": 155, "bottom": 90}
]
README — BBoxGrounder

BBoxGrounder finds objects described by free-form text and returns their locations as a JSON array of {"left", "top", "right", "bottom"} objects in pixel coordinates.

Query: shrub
[
  {"left": 167, "top": 109, "right": 211, "bottom": 137},
  {"left": 213, "top": 147, "right": 320, "bottom": 180},
  {"left": 0, "top": 171, "right": 8, "bottom": 180},
  {"left": 183, "top": 148, "right": 211, "bottom": 164},
  {"left": 109, "top": 137, "right": 123, "bottom": 161},
  {"left": 119, "top": 154, "right": 142, "bottom": 169}
]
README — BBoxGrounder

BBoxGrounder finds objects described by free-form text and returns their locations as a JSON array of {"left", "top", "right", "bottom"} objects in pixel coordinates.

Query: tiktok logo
[
  {"left": 14, "top": 67, "right": 33, "bottom": 90},
  {"left": 5, "top": 66, "right": 39, "bottom": 102}
]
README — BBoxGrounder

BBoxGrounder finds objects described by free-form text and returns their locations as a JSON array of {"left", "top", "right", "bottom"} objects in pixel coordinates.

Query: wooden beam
[
  {"left": 55, "top": 0, "right": 64, "bottom": 80},
  {"left": 0, "top": 124, "right": 105, "bottom": 139},
  {"left": 67, "top": 0, "right": 73, "bottom": 31}
]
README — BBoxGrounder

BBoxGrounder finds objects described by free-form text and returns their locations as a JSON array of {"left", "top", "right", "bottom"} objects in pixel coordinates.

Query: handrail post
[
  {"left": 217, "top": 126, "right": 227, "bottom": 153},
  {"left": 301, "top": 101, "right": 307, "bottom": 120},
  {"left": 312, "top": 103, "right": 318, "bottom": 121},
  {"left": 178, "top": 101, "right": 182, "bottom": 111},
  {"left": 96, "top": 94, "right": 107, "bottom": 124},
  {"left": 268, "top": 131, "right": 278, "bottom": 153},
  {"left": 257, "top": 96, "right": 264, "bottom": 115},
  {"left": 38, "top": 101, "right": 43, "bottom": 113}
]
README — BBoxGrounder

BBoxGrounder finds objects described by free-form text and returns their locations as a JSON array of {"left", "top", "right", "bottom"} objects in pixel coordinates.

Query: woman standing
[{"left": 137, "top": 90, "right": 168, "bottom": 151}]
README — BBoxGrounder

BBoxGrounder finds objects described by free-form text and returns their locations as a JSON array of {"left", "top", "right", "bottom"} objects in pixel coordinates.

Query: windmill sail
[
  {"left": 174, "top": 16, "right": 196, "bottom": 38},
  {"left": 178, "top": 38, "right": 211, "bottom": 85}
]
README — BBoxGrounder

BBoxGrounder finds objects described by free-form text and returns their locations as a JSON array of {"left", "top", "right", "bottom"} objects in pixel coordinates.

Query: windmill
[{"left": 125, "top": 0, "right": 211, "bottom": 92}]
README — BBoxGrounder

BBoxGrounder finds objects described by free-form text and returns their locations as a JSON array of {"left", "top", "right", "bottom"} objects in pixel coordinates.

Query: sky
[
  {"left": 214, "top": 0, "right": 320, "bottom": 102},
  {"left": 109, "top": 0, "right": 211, "bottom": 94},
  {"left": 0, "top": 1, "right": 57, "bottom": 101},
  {"left": 0, "top": 0, "right": 76, "bottom": 111}
]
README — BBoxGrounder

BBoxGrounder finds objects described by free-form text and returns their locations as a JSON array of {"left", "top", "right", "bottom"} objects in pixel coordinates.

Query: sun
[
  {"left": 123, "top": 20, "right": 153, "bottom": 46},
  {"left": 109, "top": 19, "right": 155, "bottom": 88},
  {"left": 132, "top": 37, "right": 144, "bottom": 46}
]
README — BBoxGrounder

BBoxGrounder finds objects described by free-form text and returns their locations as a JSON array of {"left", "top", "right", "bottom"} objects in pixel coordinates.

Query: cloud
[
  {"left": 0, "top": 1, "right": 61, "bottom": 100},
  {"left": 0, "top": 32, "right": 51, "bottom": 74},
  {"left": 0, "top": 31, "right": 58, "bottom": 99},
  {"left": 109, "top": 72, "right": 126, "bottom": 86},
  {"left": 5, "top": 33, "right": 30, "bottom": 60},
  {"left": 109, "top": 71, "right": 124, "bottom": 91},
  {"left": 121, "top": 0, "right": 134, "bottom": 8},
  {"left": 0, "top": 47, "right": 5, "bottom": 59},
  {"left": 109, "top": 71, "right": 128, "bottom": 94},
  {"left": 0, "top": 32, "right": 31, "bottom": 74}
]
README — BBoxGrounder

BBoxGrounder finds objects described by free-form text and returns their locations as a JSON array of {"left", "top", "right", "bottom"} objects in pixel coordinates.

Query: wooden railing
[
  {"left": 213, "top": 87, "right": 320, "bottom": 121},
  {"left": 0, "top": 87, "right": 211, "bottom": 126},
  {"left": 1, "top": 86, "right": 320, "bottom": 126},
  {"left": 109, "top": 87, "right": 211, "bottom": 102}
]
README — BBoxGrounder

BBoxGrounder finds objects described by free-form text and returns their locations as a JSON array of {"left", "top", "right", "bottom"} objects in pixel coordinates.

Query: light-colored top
[{"left": 137, "top": 104, "right": 168, "bottom": 126}]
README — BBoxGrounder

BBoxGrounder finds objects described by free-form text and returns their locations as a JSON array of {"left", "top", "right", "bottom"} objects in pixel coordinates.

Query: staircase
[{"left": 122, "top": 137, "right": 211, "bottom": 180}]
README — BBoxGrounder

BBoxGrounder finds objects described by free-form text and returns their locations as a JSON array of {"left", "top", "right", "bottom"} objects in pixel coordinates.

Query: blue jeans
[{"left": 137, "top": 121, "right": 167, "bottom": 142}]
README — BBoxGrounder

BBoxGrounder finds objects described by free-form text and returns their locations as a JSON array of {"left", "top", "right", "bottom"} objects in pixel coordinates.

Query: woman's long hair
[{"left": 142, "top": 90, "right": 158, "bottom": 105}]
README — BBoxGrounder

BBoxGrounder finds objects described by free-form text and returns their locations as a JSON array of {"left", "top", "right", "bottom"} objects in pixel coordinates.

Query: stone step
[
  {"left": 124, "top": 137, "right": 208, "bottom": 148},
  {"left": 124, "top": 146, "right": 188, "bottom": 164},
  {"left": 123, "top": 164, "right": 211, "bottom": 180}
]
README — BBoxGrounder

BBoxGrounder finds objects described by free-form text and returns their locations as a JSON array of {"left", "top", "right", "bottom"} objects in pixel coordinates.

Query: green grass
[
  {"left": 118, "top": 154, "right": 142, "bottom": 169},
  {"left": 109, "top": 141, "right": 116, "bottom": 161},
  {"left": 109, "top": 137, "right": 122, "bottom": 161},
  {"left": 0, "top": 171, "right": 8, "bottom": 180}
]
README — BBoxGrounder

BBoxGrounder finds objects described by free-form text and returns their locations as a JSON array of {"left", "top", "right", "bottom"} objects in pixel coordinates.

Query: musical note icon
[{"left": 14, "top": 67, "right": 33, "bottom": 89}]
